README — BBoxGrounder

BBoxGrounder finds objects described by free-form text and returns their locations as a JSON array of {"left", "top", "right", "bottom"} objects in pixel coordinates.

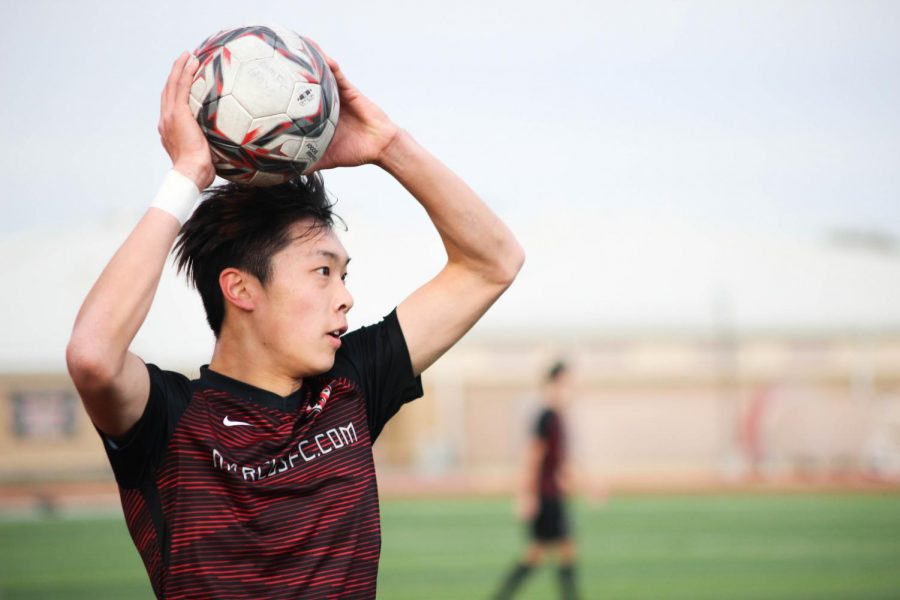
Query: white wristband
[{"left": 150, "top": 169, "right": 201, "bottom": 225}]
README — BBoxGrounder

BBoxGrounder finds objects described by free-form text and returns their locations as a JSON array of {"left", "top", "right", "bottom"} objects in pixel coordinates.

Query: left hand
[
  {"left": 308, "top": 45, "right": 400, "bottom": 171},
  {"left": 516, "top": 492, "right": 538, "bottom": 521},
  {"left": 159, "top": 52, "right": 215, "bottom": 189}
]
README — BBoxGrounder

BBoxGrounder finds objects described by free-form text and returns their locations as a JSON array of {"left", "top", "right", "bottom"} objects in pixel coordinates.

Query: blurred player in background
[
  {"left": 492, "top": 361, "right": 579, "bottom": 600},
  {"left": 66, "top": 47, "right": 524, "bottom": 599}
]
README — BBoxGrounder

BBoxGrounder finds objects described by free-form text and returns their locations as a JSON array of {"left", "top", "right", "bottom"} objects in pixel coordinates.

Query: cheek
[{"left": 268, "top": 286, "right": 326, "bottom": 329}]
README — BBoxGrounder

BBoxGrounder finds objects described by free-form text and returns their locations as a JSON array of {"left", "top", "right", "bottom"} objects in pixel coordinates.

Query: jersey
[
  {"left": 99, "top": 310, "right": 422, "bottom": 599},
  {"left": 534, "top": 408, "right": 565, "bottom": 499}
]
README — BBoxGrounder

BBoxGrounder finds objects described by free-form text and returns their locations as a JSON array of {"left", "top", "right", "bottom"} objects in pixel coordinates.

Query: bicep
[
  {"left": 72, "top": 351, "right": 150, "bottom": 439},
  {"left": 396, "top": 264, "right": 510, "bottom": 376}
]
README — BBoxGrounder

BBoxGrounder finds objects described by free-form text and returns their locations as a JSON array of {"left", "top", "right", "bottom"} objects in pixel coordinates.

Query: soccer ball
[{"left": 190, "top": 25, "right": 339, "bottom": 185}]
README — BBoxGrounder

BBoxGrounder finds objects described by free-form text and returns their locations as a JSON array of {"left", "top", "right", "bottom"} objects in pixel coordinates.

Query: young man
[
  {"left": 493, "top": 362, "right": 579, "bottom": 600},
  {"left": 66, "top": 50, "right": 523, "bottom": 599}
]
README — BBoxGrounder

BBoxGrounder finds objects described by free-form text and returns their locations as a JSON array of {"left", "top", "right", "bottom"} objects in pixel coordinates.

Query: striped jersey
[
  {"left": 535, "top": 408, "right": 565, "bottom": 498},
  {"left": 100, "top": 310, "right": 422, "bottom": 599}
]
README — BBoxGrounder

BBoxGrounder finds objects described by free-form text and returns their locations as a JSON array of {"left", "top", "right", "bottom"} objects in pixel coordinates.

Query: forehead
[{"left": 280, "top": 220, "right": 350, "bottom": 265}]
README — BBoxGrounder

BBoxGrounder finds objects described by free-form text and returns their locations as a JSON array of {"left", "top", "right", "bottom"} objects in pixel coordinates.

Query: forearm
[
  {"left": 377, "top": 130, "right": 524, "bottom": 284},
  {"left": 522, "top": 441, "right": 543, "bottom": 496},
  {"left": 522, "top": 466, "right": 539, "bottom": 497},
  {"left": 515, "top": 443, "right": 542, "bottom": 518},
  {"left": 68, "top": 208, "right": 181, "bottom": 381}
]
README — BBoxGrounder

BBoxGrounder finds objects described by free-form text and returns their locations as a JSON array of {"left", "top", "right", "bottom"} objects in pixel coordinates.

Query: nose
[{"left": 337, "top": 283, "right": 354, "bottom": 314}]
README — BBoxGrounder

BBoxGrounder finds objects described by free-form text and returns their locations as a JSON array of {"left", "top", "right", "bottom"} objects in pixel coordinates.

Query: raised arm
[
  {"left": 66, "top": 53, "right": 214, "bottom": 437},
  {"left": 381, "top": 133, "right": 524, "bottom": 375},
  {"left": 314, "top": 56, "right": 524, "bottom": 376}
]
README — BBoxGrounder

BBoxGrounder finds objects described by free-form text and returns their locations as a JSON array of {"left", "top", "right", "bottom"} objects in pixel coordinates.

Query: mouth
[{"left": 327, "top": 326, "right": 348, "bottom": 340}]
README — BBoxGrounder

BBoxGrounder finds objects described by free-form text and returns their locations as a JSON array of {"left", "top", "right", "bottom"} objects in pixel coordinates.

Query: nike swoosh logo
[{"left": 223, "top": 416, "right": 252, "bottom": 427}]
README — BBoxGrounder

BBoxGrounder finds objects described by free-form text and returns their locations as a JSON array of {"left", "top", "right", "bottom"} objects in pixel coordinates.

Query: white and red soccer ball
[{"left": 190, "top": 25, "right": 339, "bottom": 186}]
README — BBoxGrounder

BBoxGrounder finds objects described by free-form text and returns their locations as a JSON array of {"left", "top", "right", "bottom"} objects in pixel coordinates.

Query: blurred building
[
  {"left": 3, "top": 329, "right": 900, "bottom": 495},
  {"left": 381, "top": 330, "right": 900, "bottom": 489},
  {"left": 2, "top": 215, "right": 900, "bottom": 499}
]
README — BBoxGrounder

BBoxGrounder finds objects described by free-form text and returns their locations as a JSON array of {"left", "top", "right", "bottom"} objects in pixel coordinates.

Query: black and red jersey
[
  {"left": 100, "top": 310, "right": 422, "bottom": 599},
  {"left": 534, "top": 408, "right": 565, "bottom": 498}
]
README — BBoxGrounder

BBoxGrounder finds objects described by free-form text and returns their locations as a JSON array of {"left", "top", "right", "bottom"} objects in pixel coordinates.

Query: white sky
[
  {"left": 1, "top": 0, "right": 899, "bottom": 369},
  {"left": 2, "top": 0, "right": 898, "bottom": 236}
]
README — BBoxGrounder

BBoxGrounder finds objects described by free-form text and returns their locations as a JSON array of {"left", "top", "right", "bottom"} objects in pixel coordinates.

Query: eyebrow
[{"left": 316, "top": 249, "right": 352, "bottom": 268}]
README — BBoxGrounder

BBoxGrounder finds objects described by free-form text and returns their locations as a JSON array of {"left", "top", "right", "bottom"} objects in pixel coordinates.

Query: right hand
[
  {"left": 158, "top": 52, "right": 215, "bottom": 190},
  {"left": 304, "top": 44, "right": 400, "bottom": 172}
]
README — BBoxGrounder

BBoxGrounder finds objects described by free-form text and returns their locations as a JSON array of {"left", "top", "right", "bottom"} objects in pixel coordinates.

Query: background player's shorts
[{"left": 531, "top": 496, "right": 569, "bottom": 542}]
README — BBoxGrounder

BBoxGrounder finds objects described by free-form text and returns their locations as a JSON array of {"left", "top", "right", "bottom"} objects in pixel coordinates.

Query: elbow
[
  {"left": 66, "top": 336, "right": 118, "bottom": 391},
  {"left": 451, "top": 237, "right": 525, "bottom": 289},
  {"left": 494, "top": 240, "right": 525, "bottom": 288}
]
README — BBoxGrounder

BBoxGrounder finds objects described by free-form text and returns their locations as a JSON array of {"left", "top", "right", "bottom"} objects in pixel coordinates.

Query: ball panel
[
  {"left": 299, "top": 36, "right": 328, "bottom": 75},
  {"left": 249, "top": 171, "right": 294, "bottom": 186},
  {"left": 245, "top": 115, "right": 284, "bottom": 146},
  {"left": 225, "top": 33, "right": 275, "bottom": 62},
  {"left": 305, "top": 41, "right": 338, "bottom": 125},
  {"left": 286, "top": 83, "right": 323, "bottom": 120},
  {"left": 214, "top": 96, "right": 254, "bottom": 144},
  {"left": 272, "top": 47, "right": 317, "bottom": 83},
  {"left": 189, "top": 96, "right": 201, "bottom": 118},
  {"left": 194, "top": 55, "right": 236, "bottom": 102},
  {"left": 246, "top": 115, "right": 294, "bottom": 149},
  {"left": 278, "top": 138, "right": 303, "bottom": 158},
  {"left": 190, "top": 76, "right": 208, "bottom": 104},
  {"left": 268, "top": 25, "right": 303, "bottom": 50},
  {"left": 232, "top": 58, "right": 295, "bottom": 118},
  {"left": 325, "top": 84, "right": 339, "bottom": 127},
  {"left": 296, "top": 120, "right": 335, "bottom": 166},
  {"left": 209, "top": 145, "right": 255, "bottom": 183}
]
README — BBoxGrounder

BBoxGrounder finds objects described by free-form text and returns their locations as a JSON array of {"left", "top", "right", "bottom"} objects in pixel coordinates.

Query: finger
[
  {"left": 175, "top": 54, "right": 199, "bottom": 109},
  {"left": 324, "top": 57, "right": 357, "bottom": 100},
  {"left": 160, "top": 86, "right": 166, "bottom": 126},
  {"left": 160, "top": 56, "right": 180, "bottom": 122},
  {"left": 163, "top": 52, "right": 190, "bottom": 113},
  {"left": 323, "top": 55, "right": 339, "bottom": 74},
  {"left": 323, "top": 53, "right": 343, "bottom": 81}
]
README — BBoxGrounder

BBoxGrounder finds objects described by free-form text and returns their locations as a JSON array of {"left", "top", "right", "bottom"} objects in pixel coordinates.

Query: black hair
[
  {"left": 547, "top": 360, "right": 568, "bottom": 382},
  {"left": 174, "top": 173, "right": 339, "bottom": 337}
]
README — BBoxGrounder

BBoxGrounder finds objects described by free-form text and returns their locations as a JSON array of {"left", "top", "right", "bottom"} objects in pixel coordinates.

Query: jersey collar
[{"left": 199, "top": 365, "right": 307, "bottom": 412}]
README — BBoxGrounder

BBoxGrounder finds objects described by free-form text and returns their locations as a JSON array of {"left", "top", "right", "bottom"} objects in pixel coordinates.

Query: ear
[{"left": 219, "top": 268, "right": 256, "bottom": 312}]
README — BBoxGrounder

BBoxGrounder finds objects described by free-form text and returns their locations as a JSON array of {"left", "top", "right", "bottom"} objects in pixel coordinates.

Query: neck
[{"left": 209, "top": 330, "right": 302, "bottom": 398}]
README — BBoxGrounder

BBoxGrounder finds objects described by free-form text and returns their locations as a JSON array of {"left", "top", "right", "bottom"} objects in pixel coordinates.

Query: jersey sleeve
[
  {"left": 534, "top": 410, "right": 552, "bottom": 440},
  {"left": 98, "top": 363, "right": 192, "bottom": 489},
  {"left": 331, "top": 309, "right": 423, "bottom": 441}
]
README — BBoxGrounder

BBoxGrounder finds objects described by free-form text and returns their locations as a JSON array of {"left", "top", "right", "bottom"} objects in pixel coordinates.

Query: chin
[{"left": 306, "top": 354, "right": 336, "bottom": 377}]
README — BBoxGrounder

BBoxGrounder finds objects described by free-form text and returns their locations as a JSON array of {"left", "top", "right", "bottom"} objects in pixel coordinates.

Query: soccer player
[
  {"left": 66, "top": 50, "right": 523, "bottom": 599},
  {"left": 492, "top": 361, "right": 579, "bottom": 600}
]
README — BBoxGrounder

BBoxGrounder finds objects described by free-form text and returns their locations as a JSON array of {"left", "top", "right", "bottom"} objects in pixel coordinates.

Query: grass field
[{"left": 1, "top": 493, "right": 899, "bottom": 599}]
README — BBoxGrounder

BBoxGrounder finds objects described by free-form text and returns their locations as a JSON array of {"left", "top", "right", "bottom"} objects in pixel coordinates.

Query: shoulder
[
  {"left": 537, "top": 407, "right": 564, "bottom": 435},
  {"left": 327, "top": 310, "right": 410, "bottom": 383},
  {"left": 146, "top": 363, "right": 194, "bottom": 398}
]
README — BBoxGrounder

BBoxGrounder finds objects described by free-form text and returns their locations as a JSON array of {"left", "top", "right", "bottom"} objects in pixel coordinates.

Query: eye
[
  {"left": 341, "top": 272, "right": 348, "bottom": 282},
  {"left": 316, "top": 266, "right": 331, "bottom": 277}
]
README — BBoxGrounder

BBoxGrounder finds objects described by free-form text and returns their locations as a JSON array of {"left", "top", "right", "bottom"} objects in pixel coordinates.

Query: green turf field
[{"left": 1, "top": 493, "right": 899, "bottom": 599}]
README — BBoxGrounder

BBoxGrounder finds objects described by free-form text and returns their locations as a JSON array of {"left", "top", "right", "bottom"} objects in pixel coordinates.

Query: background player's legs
[
  {"left": 558, "top": 538, "right": 576, "bottom": 564},
  {"left": 525, "top": 541, "right": 545, "bottom": 566},
  {"left": 537, "top": 497, "right": 580, "bottom": 599},
  {"left": 492, "top": 542, "right": 544, "bottom": 600},
  {"left": 556, "top": 538, "right": 578, "bottom": 600}
]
